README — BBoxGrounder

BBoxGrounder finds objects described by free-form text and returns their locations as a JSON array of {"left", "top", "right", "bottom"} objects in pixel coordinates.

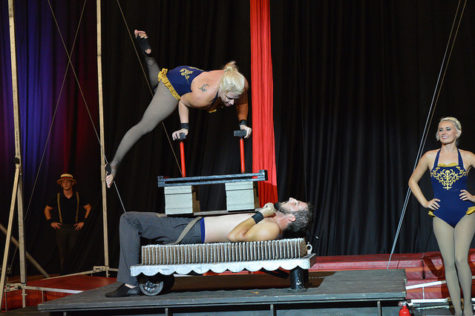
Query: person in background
[
  {"left": 44, "top": 173, "right": 92, "bottom": 274},
  {"left": 409, "top": 117, "right": 475, "bottom": 316}
]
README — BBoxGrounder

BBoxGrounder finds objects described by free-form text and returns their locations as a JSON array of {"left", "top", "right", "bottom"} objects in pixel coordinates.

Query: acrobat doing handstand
[{"left": 106, "top": 30, "right": 252, "bottom": 188}]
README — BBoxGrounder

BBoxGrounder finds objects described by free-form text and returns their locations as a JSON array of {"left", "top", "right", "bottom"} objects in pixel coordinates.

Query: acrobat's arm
[
  {"left": 172, "top": 101, "right": 190, "bottom": 140},
  {"left": 235, "top": 89, "right": 252, "bottom": 138}
]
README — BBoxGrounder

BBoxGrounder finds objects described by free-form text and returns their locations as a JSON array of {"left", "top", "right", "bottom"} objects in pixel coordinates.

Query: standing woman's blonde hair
[
  {"left": 436, "top": 116, "right": 462, "bottom": 142},
  {"left": 219, "top": 61, "right": 246, "bottom": 95}
]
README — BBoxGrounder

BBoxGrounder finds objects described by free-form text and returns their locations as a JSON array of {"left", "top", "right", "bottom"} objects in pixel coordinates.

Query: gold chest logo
[
  {"left": 180, "top": 68, "right": 194, "bottom": 81},
  {"left": 431, "top": 166, "right": 467, "bottom": 190}
]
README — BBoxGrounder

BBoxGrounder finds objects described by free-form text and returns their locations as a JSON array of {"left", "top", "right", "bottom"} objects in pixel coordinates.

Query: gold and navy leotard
[
  {"left": 158, "top": 66, "right": 204, "bottom": 100},
  {"left": 158, "top": 66, "right": 219, "bottom": 112},
  {"left": 429, "top": 149, "right": 475, "bottom": 227}
]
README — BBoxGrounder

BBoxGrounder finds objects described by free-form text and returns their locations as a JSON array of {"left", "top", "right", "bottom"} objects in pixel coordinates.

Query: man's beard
[{"left": 274, "top": 202, "right": 292, "bottom": 215}]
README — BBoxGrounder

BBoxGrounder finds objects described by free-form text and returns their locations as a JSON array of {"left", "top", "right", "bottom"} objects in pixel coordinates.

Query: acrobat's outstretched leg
[
  {"left": 106, "top": 82, "right": 178, "bottom": 188},
  {"left": 106, "top": 30, "right": 174, "bottom": 188},
  {"left": 135, "top": 29, "right": 160, "bottom": 90}
]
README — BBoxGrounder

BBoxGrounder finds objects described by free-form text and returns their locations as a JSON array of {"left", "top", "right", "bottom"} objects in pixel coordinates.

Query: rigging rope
[
  {"left": 23, "top": 0, "right": 184, "bottom": 227},
  {"left": 23, "top": 0, "right": 88, "bottom": 226},
  {"left": 9, "top": 0, "right": 91, "bottom": 271},
  {"left": 12, "top": 0, "right": 186, "bottom": 270},
  {"left": 386, "top": 0, "right": 467, "bottom": 268}
]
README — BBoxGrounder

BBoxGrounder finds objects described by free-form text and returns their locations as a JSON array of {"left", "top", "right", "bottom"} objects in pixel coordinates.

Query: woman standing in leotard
[
  {"left": 409, "top": 117, "right": 475, "bottom": 316},
  {"left": 106, "top": 30, "right": 252, "bottom": 188}
]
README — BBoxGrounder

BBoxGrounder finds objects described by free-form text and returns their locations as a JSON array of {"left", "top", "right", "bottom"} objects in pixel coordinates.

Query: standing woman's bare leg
[
  {"left": 106, "top": 83, "right": 178, "bottom": 187},
  {"left": 433, "top": 217, "right": 462, "bottom": 315},
  {"left": 454, "top": 214, "right": 475, "bottom": 316}
]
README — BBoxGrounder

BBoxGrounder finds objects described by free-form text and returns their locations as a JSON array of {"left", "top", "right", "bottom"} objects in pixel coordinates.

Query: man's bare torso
[{"left": 203, "top": 213, "right": 252, "bottom": 242}]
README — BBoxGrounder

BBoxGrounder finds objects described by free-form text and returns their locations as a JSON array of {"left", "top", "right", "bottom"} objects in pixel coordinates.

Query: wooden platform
[{"left": 35, "top": 269, "right": 406, "bottom": 315}]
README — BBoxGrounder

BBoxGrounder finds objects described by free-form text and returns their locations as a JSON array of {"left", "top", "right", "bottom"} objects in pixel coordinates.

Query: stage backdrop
[
  {"left": 0, "top": 0, "right": 474, "bottom": 275},
  {"left": 270, "top": 0, "right": 475, "bottom": 255},
  {"left": 0, "top": 0, "right": 103, "bottom": 274}
]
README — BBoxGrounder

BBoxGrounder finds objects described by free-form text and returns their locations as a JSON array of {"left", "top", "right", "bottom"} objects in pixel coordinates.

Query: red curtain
[{"left": 250, "top": 0, "right": 278, "bottom": 205}]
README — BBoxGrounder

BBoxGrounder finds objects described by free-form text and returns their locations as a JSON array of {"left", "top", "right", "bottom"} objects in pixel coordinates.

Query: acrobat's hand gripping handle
[
  {"left": 233, "top": 130, "right": 247, "bottom": 173},
  {"left": 176, "top": 133, "right": 187, "bottom": 177}
]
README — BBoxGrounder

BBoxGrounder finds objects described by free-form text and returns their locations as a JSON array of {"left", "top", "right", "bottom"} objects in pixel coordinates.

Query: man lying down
[{"left": 106, "top": 198, "right": 312, "bottom": 297}]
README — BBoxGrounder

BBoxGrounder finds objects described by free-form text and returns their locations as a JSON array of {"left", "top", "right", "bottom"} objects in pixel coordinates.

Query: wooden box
[
  {"left": 164, "top": 185, "right": 200, "bottom": 215},
  {"left": 225, "top": 181, "right": 255, "bottom": 211}
]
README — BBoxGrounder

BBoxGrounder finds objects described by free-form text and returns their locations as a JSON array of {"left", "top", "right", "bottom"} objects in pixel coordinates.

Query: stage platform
[
  {"left": 35, "top": 269, "right": 406, "bottom": 315},
  {"left": 311, "top": 249, "right": 475, "bottom": 300},
  {"left": 7, "top": 251, "right": 474, "bottom": 314},
  {"left": 2, "top": 274, "right": 116, "bottom": 311}
]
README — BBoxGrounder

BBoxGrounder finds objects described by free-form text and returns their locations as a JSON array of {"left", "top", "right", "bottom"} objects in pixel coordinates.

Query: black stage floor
[{"left": 32, "top": 269, "right": 407, "bottom": 315}]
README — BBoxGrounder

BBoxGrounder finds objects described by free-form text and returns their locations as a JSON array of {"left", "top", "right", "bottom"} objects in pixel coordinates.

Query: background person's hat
[{"left": 57, "top": 173, "right": 77, "bottom": 185}]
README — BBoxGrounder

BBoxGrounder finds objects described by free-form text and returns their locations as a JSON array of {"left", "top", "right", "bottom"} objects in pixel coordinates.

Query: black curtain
[{"left": 271, "top": 0, "right": 475, "bottom": 255}]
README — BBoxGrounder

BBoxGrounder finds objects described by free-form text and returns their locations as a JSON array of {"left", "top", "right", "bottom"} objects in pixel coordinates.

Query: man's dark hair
[{"left": 276, "top": 202, "right": 313, "bottom": 238}]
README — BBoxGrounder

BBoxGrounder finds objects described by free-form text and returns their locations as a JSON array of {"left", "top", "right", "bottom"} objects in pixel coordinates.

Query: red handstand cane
[
  {"left": 178, "top": 130, "right": 246, "bottom": 175},
  {"left": 234, "top": 130, "right": 247, "bottom": 173},
  {"left": 178, "top": 133, "right": 186, "bottom": 177}
]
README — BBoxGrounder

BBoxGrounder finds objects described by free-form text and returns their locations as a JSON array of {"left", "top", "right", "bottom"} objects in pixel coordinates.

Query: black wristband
[
  {"left": 239, "top": 120, "right": 247, "bottom": 127},
  {"left": 46, "top": 218, "right": 53, "bottom": 224},
  {"left": 251, "top": 212, "right": 264, "bottom": 224},
  {"left": 181, "top": 123, "right": 189, "bottom": 129}
]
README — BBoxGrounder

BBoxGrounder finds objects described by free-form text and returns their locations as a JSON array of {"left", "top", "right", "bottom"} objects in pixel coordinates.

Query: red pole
[
  {"left": 239, "top": 138, "right": 245, "bottom": 173},
  {"left": 180, "top": 141, "right": 186, "bottom": 177}
]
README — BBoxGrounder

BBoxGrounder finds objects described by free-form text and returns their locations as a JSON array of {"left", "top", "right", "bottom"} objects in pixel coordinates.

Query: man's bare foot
[{"left": 134, "top": 29, "right": 151, "bottom": 55}]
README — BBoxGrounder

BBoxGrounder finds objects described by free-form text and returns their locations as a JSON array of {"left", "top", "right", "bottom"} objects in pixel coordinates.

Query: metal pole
[
  {"left": 0, "top": 223, "right": 49, "bottom": 278},
  {"left": 0, "top": 167, "right": 20, "bottom": 309},
  {"left": 17, "top": 178, "right": 26, "bottom": 307},
  {"left": 96, "top": 0, "right": 110, "bottom": 276},
  {"left": 0, "top": 0, "right": 28, "bottom": 308}
]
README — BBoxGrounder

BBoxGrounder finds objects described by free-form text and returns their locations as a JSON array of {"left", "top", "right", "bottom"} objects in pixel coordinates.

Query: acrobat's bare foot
[
  {"left": 106, "top": 174, "right": 114, "bottom": 189},
  {"left": 134, "top": 29, "right": 151, "bottom": 55},
  {"left": 105, "top": 163, "right": 117, "bottom": 188}
]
